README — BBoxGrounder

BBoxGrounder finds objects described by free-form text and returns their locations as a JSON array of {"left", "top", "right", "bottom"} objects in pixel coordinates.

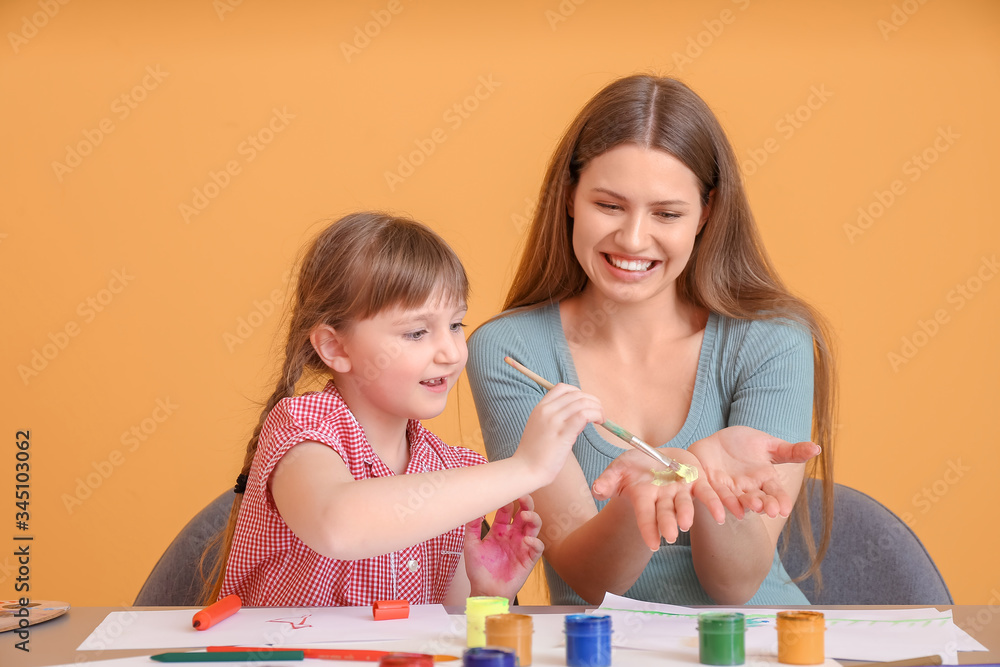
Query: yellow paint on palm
[
  {"left": 675, "top": 463, "right": 698, "bottom": 483},
  {"left": 651, "top": 464, "right": 698, "bottom": 485}
]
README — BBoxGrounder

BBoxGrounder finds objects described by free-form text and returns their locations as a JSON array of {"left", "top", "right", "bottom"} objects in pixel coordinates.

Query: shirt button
[{"left": 407, "top": 559, "right": 419, "bottom": 572}]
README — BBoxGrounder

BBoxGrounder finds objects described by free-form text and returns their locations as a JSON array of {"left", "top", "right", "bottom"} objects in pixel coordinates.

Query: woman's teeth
[{"left": 608, "top": 255, "right": 653, "bottom": 272}]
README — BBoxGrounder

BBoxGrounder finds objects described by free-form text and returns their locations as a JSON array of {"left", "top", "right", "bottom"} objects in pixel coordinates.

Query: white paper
[
  {"left": 67, "top": 616, "right": 840, "bottom": 667},
  {"left": 598, "top": 593, "right": 988, "bottom": 665},
  {"left": 77, "top": 605, "right": 455, "bottom": 651}
]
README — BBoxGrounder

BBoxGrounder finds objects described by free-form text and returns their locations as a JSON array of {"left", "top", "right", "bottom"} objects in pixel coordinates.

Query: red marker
[{"left": 193, "top": 594, "right": 242, "bottom": 630}]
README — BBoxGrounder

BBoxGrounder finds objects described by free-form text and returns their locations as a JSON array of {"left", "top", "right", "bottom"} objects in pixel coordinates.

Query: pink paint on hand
[{"left": 478, "top": 509, "right": 538, "bottom": 582}]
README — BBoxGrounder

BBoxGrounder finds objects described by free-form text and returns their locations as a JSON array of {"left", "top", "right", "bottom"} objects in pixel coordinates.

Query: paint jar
[
  {"left": 776, "top": 611, "right": 825, "bottom": 664},
  {"left": 698, "top": 612, "right": 745, "bottom": 665},
  {"left": 485, "top": 613, "right": 533, "bottom": 666},
  {"left": 462, "top": 646, "right": 517, "bottom": 667},
  {"left": 465, "top": 596, "right": 509, "bottom": 648},
  {"left": 564, "top": 613, "right": 612, "bottom": 667},
  {"left": 378, "top": 653, "right": 434, "bottom": 667}
]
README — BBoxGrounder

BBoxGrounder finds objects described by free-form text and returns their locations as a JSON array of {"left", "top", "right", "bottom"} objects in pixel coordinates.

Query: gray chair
[
  {"left": 134, "top": 491, "right": 232, "bottom": 605},
  {"left": 778, "top": 480, "right": 953, "bottom": 604},
  {"left": 135, "top": 483, "right": 952, "bottom": 606}
]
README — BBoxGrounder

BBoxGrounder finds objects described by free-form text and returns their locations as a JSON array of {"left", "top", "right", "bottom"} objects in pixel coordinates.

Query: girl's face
[
  {"left": 335, "top": 289, "right": 468, "bottom": 430},
  {"left": 569, "top": 143, "right": 710, "bottom": 307}
]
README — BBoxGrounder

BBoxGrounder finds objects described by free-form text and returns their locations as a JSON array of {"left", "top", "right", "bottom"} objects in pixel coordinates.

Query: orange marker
[{"left": 193, "top": 594, "right": 242, "bottom": 630}]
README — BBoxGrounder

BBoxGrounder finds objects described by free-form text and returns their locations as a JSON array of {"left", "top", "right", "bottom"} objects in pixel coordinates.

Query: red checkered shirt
[{"left": 220, "top": 381, "right": 487, "bottom": 606}]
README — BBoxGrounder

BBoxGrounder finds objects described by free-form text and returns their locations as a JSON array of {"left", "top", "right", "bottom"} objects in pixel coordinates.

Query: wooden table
[{"left": 6, "top": 605, "right": 999, "bottom": 667}]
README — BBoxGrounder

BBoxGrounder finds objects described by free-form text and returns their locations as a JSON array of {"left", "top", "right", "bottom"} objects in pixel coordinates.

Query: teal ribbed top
[{"left": 467, "top": 302, "right": 812, "bottom": 606}]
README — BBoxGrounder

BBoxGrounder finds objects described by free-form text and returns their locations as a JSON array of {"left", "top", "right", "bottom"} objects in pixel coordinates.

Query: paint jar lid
[
  {"left": 486, "top": 613, "right": 532, "bottom": 634},
  {"left": 777, "top": 611, "right": 825, "bottom": 629},
  {"left": 466, "top": 596, "right": 509, "bottom": 615},
  {"left": 379, "top": 652, "right": 434, "bottom": 667},
  {"left": 564, "top": 614, "right": 612, "bottom": 635},
  {"left": 462, "top": 646, "right": 517, "bottom": 667},
  {"left": 698, "top": 612, "right": 746, "bottom": 633}
]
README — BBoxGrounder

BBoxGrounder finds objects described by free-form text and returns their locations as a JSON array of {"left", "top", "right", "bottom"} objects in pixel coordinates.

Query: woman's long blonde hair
[
  {"left": 506, "top": 74, "right": 837, "bottom": 586},
  {"left": 200, "top": 212, "right": 469, "bottom": 603}
]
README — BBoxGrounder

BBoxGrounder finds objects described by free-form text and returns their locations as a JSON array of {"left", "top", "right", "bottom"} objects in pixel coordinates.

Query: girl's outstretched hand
[
  {"left": 688, "top": 425, "right": 821, "bottom": 520},
  {"left": 591, "top": 448, "right": 725, "bottom": 550},
  {"left": 463, "top": 495, "right": 544, "bottom": 600}
]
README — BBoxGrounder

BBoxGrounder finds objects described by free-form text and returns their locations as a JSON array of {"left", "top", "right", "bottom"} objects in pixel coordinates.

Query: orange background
[{"left": 2, "top": 0, "right": 998, "bottom": 608}]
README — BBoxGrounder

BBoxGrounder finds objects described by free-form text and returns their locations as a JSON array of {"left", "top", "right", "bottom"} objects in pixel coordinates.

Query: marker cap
[{"left": 373, "top": 599, "right": 410, "bottom": 621}]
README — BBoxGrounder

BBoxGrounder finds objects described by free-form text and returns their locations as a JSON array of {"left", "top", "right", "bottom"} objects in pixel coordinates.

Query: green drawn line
[
  {"left": 600, "top": 608, "right": 950, "bottom": 626},
  {"left": 601, "top": 608, "right": 772, "bottom": 621}
]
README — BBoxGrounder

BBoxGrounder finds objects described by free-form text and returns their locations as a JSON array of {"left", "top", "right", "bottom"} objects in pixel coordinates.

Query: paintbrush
[{"left": 504, "top": 356, "right": 698, "bottom": 482}]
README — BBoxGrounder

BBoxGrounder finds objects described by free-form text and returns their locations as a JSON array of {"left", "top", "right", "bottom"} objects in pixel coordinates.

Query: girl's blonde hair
[
  {"left": 201, "top": 211, "right": 469, "bottom": 603},
  {"left": 505, "top": 74, "right": 837, "bottom": 587}
]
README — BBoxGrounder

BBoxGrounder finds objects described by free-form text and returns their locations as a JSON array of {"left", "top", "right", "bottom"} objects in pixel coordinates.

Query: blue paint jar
[
  {"left": 461, "top": 646, "right": 516, "bottom": 667},
  {"left": 564, "top": 614, "right": 612, "bottom": 667}
]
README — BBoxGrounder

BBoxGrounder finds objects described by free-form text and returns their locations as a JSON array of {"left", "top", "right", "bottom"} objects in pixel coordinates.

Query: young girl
[{"left": 206, "top": 212, "right": 604, "bottom": 606}]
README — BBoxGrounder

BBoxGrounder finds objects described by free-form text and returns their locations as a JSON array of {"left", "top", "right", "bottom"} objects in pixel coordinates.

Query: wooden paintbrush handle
[{"left": 504, "top": 357, "right": 556, "bottom": 390}]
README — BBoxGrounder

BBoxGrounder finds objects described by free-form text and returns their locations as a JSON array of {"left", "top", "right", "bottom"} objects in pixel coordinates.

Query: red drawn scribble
[{"left": 266, "top": 614, "right": 313, "bottom": 630}]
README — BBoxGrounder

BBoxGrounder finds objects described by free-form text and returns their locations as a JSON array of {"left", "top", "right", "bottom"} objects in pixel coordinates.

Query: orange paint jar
[
  {"left": 485, "top": 613, "right": 533, "bottom": 666},
  {"left": 776, "top": 611, "right": 825, "bottom": 665}
]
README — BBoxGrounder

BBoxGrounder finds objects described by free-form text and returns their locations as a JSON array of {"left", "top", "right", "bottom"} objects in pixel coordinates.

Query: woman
[{"left": 467, "top": 75, "right": 836, "bottom": 605}]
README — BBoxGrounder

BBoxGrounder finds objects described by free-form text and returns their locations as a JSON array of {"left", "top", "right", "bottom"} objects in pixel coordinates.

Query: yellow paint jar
[
  {"left": 465, "top": 596, "right": 509, "bottom": 648},
  {"left": 485, "top": 613, "right": 533, "bottom": 666},
  {"left": 776, "top": 611, "right": 825, "bottom": 665}
]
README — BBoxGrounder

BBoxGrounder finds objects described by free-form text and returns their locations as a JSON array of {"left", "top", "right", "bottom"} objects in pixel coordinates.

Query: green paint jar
[{"left": 698, "top": 612, "right": 745, "bottom": 665}]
